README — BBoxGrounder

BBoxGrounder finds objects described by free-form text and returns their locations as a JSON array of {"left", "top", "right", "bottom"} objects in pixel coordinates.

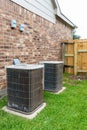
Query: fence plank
[
  {"left": 78, "top": 50, "right": 87, "bottom": 53},
  {"left": 74, "top": 42, "right": 78, "bottom": 75}
]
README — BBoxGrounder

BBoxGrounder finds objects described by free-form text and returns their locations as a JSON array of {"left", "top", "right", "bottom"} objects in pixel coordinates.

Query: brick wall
[{"left": 0, "top": 0, "right": 73, "bottom": 89}]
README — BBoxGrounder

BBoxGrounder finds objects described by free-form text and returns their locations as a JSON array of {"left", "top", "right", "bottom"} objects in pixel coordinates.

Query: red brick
[{"left": 0, "top": 0, "right": 73, "bottom": 89}]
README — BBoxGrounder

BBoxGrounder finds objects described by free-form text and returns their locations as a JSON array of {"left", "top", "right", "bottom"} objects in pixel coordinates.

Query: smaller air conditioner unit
[
  {"left": 6, "top": 64, "right": 44, "bottom": 114},
  {"left": 40, "top": 61, "right": 64, "bottom": 92}
]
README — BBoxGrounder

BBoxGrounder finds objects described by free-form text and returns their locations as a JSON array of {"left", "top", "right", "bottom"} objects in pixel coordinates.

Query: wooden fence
[{"left": 62, "top": 39, "right": 87, "bottom": 75}]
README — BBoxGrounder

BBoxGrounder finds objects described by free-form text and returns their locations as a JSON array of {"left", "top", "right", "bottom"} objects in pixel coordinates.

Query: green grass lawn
[{"left": 0, "top": 73, "right": 87, "bottom": 130}]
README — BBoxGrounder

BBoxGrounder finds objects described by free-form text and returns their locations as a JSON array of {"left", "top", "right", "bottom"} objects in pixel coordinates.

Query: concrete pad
[
  {"left": 54, "top": 87, "right": 66, "bottom": 94},
  {"left": 2, "top": 103, "right": 46, "bottom": 119}
]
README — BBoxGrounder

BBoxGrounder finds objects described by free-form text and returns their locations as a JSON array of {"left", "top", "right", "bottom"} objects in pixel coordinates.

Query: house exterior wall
[
  {"left": 0, "top": 0, "right": 73, "bottom": 89},
  {"left": 11, "top": 0, "right": 56, "bottom": 23}
]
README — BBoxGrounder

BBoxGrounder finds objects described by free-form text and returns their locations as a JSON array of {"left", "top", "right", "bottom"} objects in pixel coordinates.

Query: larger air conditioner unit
[
  {"left": 40, "top": 61, "right": 64, "bottom": 92},
  {"left": 6, "top": 64, "right": 44, "bottom": 114}
]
